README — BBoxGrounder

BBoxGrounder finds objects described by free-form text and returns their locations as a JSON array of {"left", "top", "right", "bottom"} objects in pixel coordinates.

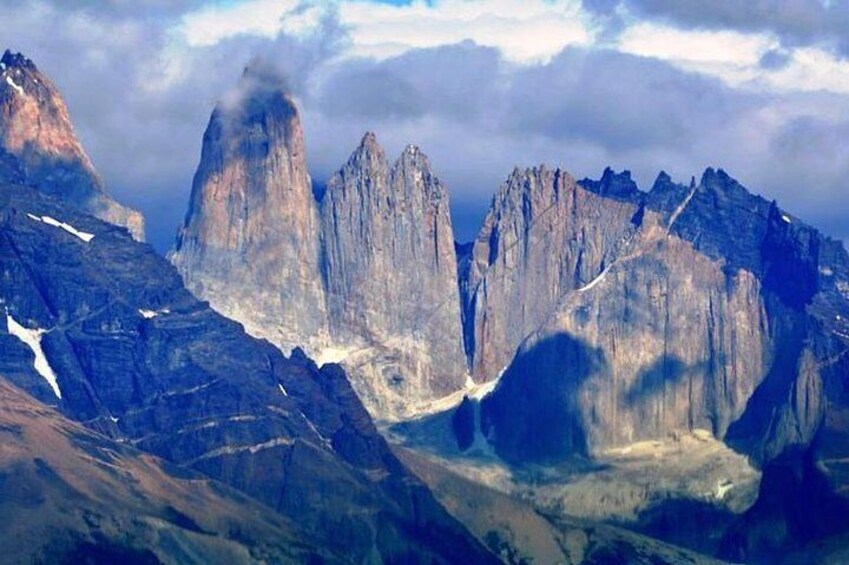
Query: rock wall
[{"left": 319, "top": 134, "right": 467, "bottom": 416}]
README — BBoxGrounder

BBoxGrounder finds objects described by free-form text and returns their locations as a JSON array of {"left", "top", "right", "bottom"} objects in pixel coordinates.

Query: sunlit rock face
[
  {"left": 464, "top": 166, "right": 643, "bottom": 383},
  {"left": 0, "top": 51, "right": 144, "bottom": 240},
  {"left": 170, "top": 64, "right": 329, "bottom": 353},
  {"left": 319, "top": 133, "right": 468, "bottom": 418},
  {"left": 171, "top": 69, "right": 469, "bottom": 419},
  {"left": 469, "top": 166, "right": 849, "bottom": 463}
]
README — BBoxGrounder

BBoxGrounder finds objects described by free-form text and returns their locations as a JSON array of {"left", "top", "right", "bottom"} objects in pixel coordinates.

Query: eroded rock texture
[
  {"left": 319, "top": 134, "right": 467, "bottom": 417},
  {"left": 170, "top": 65, "right": 328, "bottom": 352},
  {"left": 0, "top": 51, "right": 143, "bottom": 240},
  {"left": 469, "top": 167, "right": 849, "bottom": 465},
  {"left": 171, "top": 68, "right": 468, "bottom": 419}
]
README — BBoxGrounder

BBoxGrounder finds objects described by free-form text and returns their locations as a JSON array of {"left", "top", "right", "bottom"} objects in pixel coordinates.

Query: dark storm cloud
[{"left": 586, "top": 0, "right": 849, "bottom": 56}]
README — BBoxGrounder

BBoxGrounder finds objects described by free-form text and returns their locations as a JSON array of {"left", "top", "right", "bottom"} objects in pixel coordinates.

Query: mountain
[
  {"left": 464, "top": 166, "right": 641, "bottom": 383},
  {"left": 392, "top": 164, "right": 849, "bottom": 560},
  {"left": 0, "top": 51, "right": 144, "bottom": 240},
  {"left": 470, "top": 166, "right": 849, "bottom": 464},
  {"left": 0, "top": 179, "right": 495, "bottom": 563},
  {"left": 170, "top": 63, "right": 328, "bottom": 352},
  {"left": 0, "top": 378, "right": 338, "bottom": 563},
  {"left": 171, "top": 68, "right": 469, "bottom": 420},
  {"left": 319, "top": 134, "right": 468, "bottom": 417}
]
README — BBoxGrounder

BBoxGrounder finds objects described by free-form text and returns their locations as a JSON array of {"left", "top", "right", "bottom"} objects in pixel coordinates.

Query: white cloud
[
  {"left": 617, "top": 21, "right": 777, "bottom": 85},
  {"left": 180, "top": 0, "right": 313, "bottom": 46},
  {"left": 178, "top": 0, "right": 596, "bottom": 64},
  {"left": 763, "top": 47, "right": 849, "bottom": 95},
  {"left": 617, "top": 20, "right": 849, "bottom": 95},
  {"left": 339, "top": 0, "right": 596, "bottom": 64}
]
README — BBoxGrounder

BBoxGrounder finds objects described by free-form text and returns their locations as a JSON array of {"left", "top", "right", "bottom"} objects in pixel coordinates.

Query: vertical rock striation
[
  {"left": 319, "top": 133, "right": 468, "bottom": 417},
  {"left": 0, "top": 50, "right": 143, "bottom": 240},
  {"left": 465, "top": 166, "right": 641, "bottom": 382},
  {"left": 170, "top": 65, "right": 329, "bottom": 353},
  {"left": 468, "top": 166, "right": 849, "bottom": 464},
  {"left": 171, "top": 71, "right": 468, "bottom": 419}
]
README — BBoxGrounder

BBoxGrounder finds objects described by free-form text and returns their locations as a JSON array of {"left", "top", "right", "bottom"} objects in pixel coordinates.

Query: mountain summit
[
  {"left": 170, "top": 63, "right": 329, "bottom": 351},
  {"left": 0, "top": 50, "right": 144, "bottom": 240},
  {"left": 171, "top": 68, "right": 469, "bottom": 419}
]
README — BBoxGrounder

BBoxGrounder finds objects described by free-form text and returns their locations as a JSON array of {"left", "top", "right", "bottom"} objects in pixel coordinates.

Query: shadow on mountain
[
  {"left": 719, "top": 446, "right": 849, "bottom": 563},
  {"left": 626, "top": 496, "right": 738, "bottom": 558},
  {"left": 724, "top": 301, "right": 808, "bottom": 463},
  {"left": 480, "top": 332, "right": 606, "bottom": 465},
  {"left": 621, "top": 356, "right": 691, "bottom": 407}
]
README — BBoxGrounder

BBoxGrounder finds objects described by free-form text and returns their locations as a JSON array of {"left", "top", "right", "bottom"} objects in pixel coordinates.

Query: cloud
[
  {"left": 589, "top": 0, "right": 849, "bottom": 56},
  {"left": 338, "top": 0, "right": 596, "bottom": 64},
  {"left": 175, "top": 0, "right": 597, "bottom": 64},
  {"left": 179, "top": 0, "right": 325, "bottom": 46},
  {"left": 1, "top": 0, "right": 849, "bottom": 249}
]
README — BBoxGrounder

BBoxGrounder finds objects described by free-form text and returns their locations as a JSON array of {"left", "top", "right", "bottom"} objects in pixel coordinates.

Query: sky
[{"left": 1, "top": 0, "right": 848, "bottom": 251}]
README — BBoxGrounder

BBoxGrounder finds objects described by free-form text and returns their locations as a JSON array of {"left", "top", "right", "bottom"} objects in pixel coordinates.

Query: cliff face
[
  {"left": 319, "top": 134, "right": 468, "bottom": 417},
  {"left": 171, "top": 70, "right": 469, "bottom": 419},
  {"left": 0, "top": 180, "right": 494, "bottom": 563},
  {"left": 0, "top": 51, "right": 143, "bottom": 240},
  {"left": 170, "top": 66, "right": 328, "bottom": 352},
  {"left": 465, "top": 166, "right": 642, "bottom": 382},
  {"left": 471, "top": 167, "right": 849, "bottom": 464}
]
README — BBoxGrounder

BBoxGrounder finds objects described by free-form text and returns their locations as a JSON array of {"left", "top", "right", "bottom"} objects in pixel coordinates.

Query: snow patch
[
  {"left": 781, "top": 214, "right": 792, "bottom": 224},
  {"left": 667, "top": 185, "right": 698, "bottom": 232},
  {"left": 6, "top": 311, "right": 61, "bottom": 398},
  {"left": 715, "top": 479, "right": 734, "bottom": 500},
  {"left": 301, "top": 412, "right": 331, "bottom": 448},
  {"left": 138, "top": 308, "right": 169, "bottom": 319},
  {"left": 5, "top": 75, "right": 24, "bottom": 95},
  {"left": 27, "top": 213, "right": 94, "bottom": 242},
  {"left": 837, "top": 280, "right": 849, "bottom": 300},
  {"left": 109, "top": 416, "right": 119, "bottom": 423},
  {"left": 578, "top": 266, "right": 610, "bottom": 293},
  {"left": 278, "top": 383, "right": 288, "bottom": 396}
]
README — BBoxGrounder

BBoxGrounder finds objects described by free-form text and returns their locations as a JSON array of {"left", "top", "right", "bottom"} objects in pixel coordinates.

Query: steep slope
[
  {"left": 456, "top": 166, "right": 849, "bottom": 464},
  {"left": 0, "top": 378, "right": 336, "bottom": 564},
  {"left": 465, "top": 167, "right": 641, "bottom": 382},
  {"left": 319, "top": 134, "right": 468, "bottom": 417},
  {"left": 0, "top": 180, "right": 495, "bottom": 563},
  {"left": 170, "top": 64, "right": 328, "bottom": 352},
  {"left": 0, "top": 50, "right": 143, "bottom": 240},
  {"left": 413, "top": 165, "right": 849, "bottom": 559}
]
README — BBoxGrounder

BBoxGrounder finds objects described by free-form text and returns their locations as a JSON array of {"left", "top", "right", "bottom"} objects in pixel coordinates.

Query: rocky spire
[
  {"left": 0, "top": 50, "right": 144, "bottom": 240},
  {"left": 169, "top": 63, "right": 328, "bottom": 352},
  {"left": 319, "top": 133, "right": 468, "bottom": 418}
]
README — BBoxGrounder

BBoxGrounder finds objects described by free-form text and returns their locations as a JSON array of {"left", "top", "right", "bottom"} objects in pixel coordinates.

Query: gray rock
[
  {"left": 319, "top": 133, "right": 468, "bottom": 417},
  {"left": 474, "top": 166, "right": 849, "bottom": 465},
  {"left": 170, "top": 64, "right": 329, "bottom": 353},
  {"left": 171, "top": 69, "right": 469, "bottom": 419}
]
